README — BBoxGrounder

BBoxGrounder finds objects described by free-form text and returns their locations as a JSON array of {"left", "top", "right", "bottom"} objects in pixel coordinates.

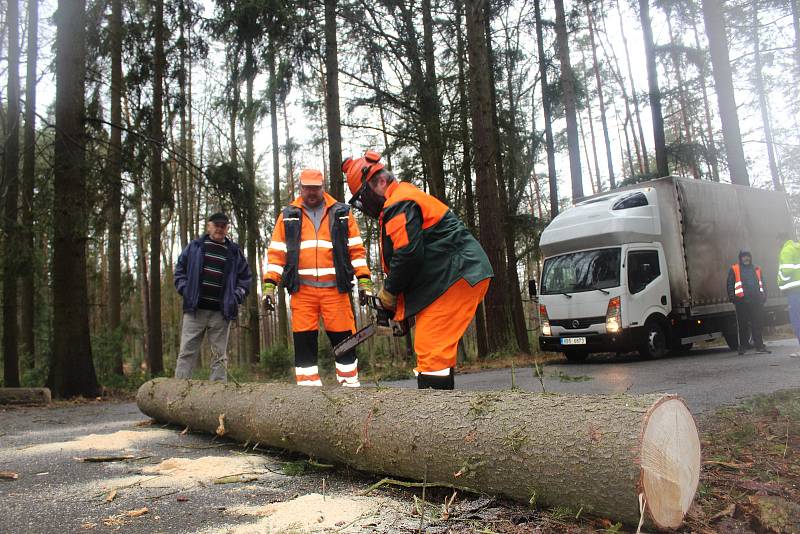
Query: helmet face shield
[{"left": 348, "top": 180, "right": 385, "bottom": 219}]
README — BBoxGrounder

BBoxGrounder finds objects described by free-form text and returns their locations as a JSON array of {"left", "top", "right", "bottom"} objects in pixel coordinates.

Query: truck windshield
[{"left": 541, "top": 248, "right": 621, "bottom": 295}]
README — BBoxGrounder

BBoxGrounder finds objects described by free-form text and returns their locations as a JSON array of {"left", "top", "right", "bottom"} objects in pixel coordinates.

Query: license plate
[{"left": 561, "top": 337, "right": 587, "bottom": 345}]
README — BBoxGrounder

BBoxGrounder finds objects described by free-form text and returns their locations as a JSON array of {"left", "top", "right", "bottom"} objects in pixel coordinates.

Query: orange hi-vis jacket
[
  {"left": 730, "top": 263, "right": 764, "bottom": 299},
  {"left": 265, "top": 193, "right": 370, "bottom": 291}
]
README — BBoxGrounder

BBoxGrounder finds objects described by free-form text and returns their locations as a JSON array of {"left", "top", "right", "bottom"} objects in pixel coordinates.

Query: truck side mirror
[{"left": 528, "top": 279, "right": 538, "bottom": 298}]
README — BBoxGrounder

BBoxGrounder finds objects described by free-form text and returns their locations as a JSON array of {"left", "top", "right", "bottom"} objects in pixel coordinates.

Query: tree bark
[
  {"left": 454, "top": 0, "right": 489, "bottom": 358},
  {"left": 3, "top": 0, "right": 21, "bottom": 387},
  {"left": 701, "top": 0, "right": 749, "bottom": 185},
  {"left": 617, "top": 0, "right": 649, "bottom": 176},
  {"left": 324, "top": 0, "right": 344, "bottom": 201},
  {"left": 586, "top": 2, "right": 615, "bottom": 188},
  {"left": 752, "top": 4, "right": 781, "bottom": 191},
  {"left": 638, "top": 0, "right": 669, "bottom": 178},
  {"left": 269, "top": 46, "right": 288, "bottom": 347},
  {"left": 465, "top": 0, "right": 514, "bottom": 354},
  {"left": 49, "top": 0, "right": 100, "bottom": 397},
  {"left": 107, "top": 0, "right": 124, "bottom": 376},
  {"left": 148, "top": 0, "right": 165, "bottom": 376},
  {"left": 245, "top": 41, "right": 261, "bottom": 363},
  {"left": 137, "top": 379, "right": 701, "bottom": 529},
  {"left": 692, "top": 20, "right": 721, "bottom": 182},
  {"left": 553, "top": 0, "right": 583, "bottom": 201},
  {"left": 533, "top": 0, "right": 558, "bottom": 217},
  {"left": 20, "top": 0, "right": 37, "bottom": 369},
  {"left": 420, "top": 0, "right": 447, "bottom": 203}
]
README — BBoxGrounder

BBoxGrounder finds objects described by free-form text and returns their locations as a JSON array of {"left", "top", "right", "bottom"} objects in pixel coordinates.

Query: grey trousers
[{"left": 175, "top": 309, "right": 231, "bottom": 382}]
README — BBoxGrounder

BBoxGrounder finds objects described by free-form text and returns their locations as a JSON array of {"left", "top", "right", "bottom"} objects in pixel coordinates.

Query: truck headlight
[{"left": 606, "top": 296, "right": 621, "bottom": 334}]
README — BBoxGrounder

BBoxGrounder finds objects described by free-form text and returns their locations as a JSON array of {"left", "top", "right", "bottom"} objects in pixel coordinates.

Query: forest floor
[{"left": 1, "top": 380, "right": 798, "bottom": 532}]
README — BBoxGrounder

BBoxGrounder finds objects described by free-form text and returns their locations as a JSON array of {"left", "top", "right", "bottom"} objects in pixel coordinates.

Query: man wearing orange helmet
[
  {"left": 342, "top": 151, "right": 493, "bottom": 390},
  {"left": 263, "top": 169, "right": 372, "bottom": 387}
]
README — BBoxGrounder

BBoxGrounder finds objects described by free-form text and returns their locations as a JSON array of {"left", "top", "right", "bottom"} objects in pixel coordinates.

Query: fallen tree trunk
[
  {"left": 137, "top": 378, "right": 700, "bottom": 528},
  {"left": 0, "top": 387, "right": 51, "bottom": 405}
]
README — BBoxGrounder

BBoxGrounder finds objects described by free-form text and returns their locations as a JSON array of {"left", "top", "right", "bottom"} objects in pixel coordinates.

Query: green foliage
[{"left": 260, "top": 344, "right": 293, "bottom": 378}]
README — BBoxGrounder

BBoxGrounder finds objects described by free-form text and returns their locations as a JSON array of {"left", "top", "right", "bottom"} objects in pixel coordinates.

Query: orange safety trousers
[
  {"left": 290, "top": 285, "right": 358, "bottom": 387},
  {"left": 290, "top": 285, "right": 356, "bottom": 333},
  {"left": 413, "top": 277, "right": 490, "bottom": 375}
]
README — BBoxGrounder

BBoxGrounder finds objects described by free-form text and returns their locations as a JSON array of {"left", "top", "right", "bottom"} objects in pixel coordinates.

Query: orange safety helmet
[
  {"left": 342, "top": 150, "right": 385, "bottom": 198},
  {"left": 298, "top": 168, "right": 324, "bottom": 187}
]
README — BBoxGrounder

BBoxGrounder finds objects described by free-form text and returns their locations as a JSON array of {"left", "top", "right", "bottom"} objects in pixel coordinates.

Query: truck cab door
[{"left": 625, "top": 246, "right": 671, "bottom": 327}]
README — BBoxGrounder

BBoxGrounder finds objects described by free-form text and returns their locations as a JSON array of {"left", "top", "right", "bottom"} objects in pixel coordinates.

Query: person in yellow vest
[
  {"left": 726, "top": 250, "right": 770, "bottom": 355},
  {"left": 263, "top": 169, "right": 373, "bottom": 386},
  {"left": 776, "top": 238, "right": 800, "bottom": 348}
]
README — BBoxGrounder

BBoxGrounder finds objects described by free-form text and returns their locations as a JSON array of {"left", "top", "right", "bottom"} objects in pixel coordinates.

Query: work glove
[
  {"left": 357, "top": 277, "right": 374, "bottom": 306},
  {"left": 377, "top": 286, "right": 397, "bottom": 312},
  {"left": 262, "top": 282, "right": 276, "bottom": 312}
]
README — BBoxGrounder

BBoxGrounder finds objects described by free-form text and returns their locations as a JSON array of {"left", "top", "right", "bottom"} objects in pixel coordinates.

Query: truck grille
[{"left": 550, "top": 317, "right": 605, "bottom": 330}]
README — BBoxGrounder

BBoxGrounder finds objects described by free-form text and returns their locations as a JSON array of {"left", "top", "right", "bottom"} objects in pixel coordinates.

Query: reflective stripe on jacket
[
  {"left": 265, "top": 192, "right": 370, "bottom": 293},
  {"left": 379, "top": 181, "right": 493, "bottom": 319},
  {"left": 730, "top": 263, "right": 764, "bottom": 299},
  {"left": 777, "top": 240, "right": 800, "bottom": 292}
]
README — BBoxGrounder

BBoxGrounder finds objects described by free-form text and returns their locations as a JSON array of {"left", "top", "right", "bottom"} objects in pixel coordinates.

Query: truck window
[
  {"left": 628, "top": 250, "right": 661, "bottom": 294},
  {"left": 541, "top": 248, "right": 621, "bottom": 295}
]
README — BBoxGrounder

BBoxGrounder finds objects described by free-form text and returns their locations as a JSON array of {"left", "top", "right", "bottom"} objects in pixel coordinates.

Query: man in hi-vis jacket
[
  {"left": 342, "top": 150, "right": 493, "bottom": 390},
  {"left": 263, "top": 169, "right": 372, "bottom": 387}
]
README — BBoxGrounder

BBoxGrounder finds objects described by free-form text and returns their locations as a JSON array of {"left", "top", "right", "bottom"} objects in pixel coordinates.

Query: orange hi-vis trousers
[
  {"left": 413, "top": 277, "right": 490, "bottom": 377},
  {"left": 290, "top": 284, "right": 359, "bottom": 387}
]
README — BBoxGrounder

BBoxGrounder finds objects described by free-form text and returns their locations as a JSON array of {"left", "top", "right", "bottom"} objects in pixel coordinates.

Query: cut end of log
[{"left": 640, "top": 397, "right": 701, "bottom": 529}]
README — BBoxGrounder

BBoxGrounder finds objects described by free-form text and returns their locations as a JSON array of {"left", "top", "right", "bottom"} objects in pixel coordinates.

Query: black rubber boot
[{"left": 417, "top": 368, "right": 455, "bottom": 390}]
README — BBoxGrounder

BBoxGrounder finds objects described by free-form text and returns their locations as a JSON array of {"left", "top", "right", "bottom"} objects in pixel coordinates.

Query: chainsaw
[{"left": 332, "top": 293, "right": 413, "bottom": 356}]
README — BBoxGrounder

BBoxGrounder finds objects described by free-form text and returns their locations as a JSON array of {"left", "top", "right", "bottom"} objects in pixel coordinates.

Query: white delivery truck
[{"left": 535, "top": 176, "right": 792, "bottom": 361}]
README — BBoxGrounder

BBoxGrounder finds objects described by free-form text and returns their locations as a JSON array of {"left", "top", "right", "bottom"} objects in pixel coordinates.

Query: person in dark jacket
[
  {"left": 342, "top": 150, "right": 493, "bottom": 390},
  {"left": 174, "top": 213, "right": 252, "bottom": 381},
  {"left": 727, "top": 250, "right": 771, "bottom": 355}
]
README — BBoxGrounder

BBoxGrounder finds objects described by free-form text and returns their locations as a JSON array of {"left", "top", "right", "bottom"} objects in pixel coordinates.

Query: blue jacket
[{"left": 174, "top": 235, "right": 252, "bottom": 321}]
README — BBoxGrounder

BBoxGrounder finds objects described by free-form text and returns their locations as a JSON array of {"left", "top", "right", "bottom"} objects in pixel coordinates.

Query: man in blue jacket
[{"left": 174, "top": 213, "right": 252, "bottom": 381}]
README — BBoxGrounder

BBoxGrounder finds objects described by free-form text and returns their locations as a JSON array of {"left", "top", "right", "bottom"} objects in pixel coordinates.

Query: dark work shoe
[
  {"left": 738, "top": 347, "right": 746, "bottom": 355},
  {"left": 755, "top": 346, "right": 771, "bottom": 354}
]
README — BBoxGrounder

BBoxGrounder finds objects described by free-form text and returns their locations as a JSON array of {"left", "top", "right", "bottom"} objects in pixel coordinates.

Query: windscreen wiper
[
  {"left": 593, "top": 287, "right": 610, "bottom": 295},
  {"left": 560, "top": 292, "right": 573, "bottom": 298}
]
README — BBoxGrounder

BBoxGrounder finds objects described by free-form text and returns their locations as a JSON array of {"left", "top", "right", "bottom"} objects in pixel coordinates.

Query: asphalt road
[
  {"left": 2, "top": 338, "right": 799, "bottom": 533},
  {"left": 388, "top": 337, "right": 800, "bottom": 413}
]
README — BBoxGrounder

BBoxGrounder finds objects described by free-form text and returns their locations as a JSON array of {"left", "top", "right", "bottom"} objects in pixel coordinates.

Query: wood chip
[
  {"left": 181, "top": 426, "right": 190, "bottom": 435},
  {"left": 0, "top": 471, "right": 19, "bottom": 480},
  {"left": 213, "top": 474, "right": 258, "bottom": 485},
  {"left": 105, "top": 490, "right": 118, "bottom": 503},
  {"left": 125, "top": 507, "right": 149, "bottom": 517},
  {"left": 216, "top": 414, "right": 226, "bottom": 436},
  {"left": 176, "top": 496, "right": 189, "bottom": 502}
]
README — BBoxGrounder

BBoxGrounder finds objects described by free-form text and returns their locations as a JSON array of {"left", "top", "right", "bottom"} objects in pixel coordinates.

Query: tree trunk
[
  {"left": 283, "top": 99, "right": 295, "bottom": 199},
  {"left": 639, "top": 0, "right": 669, "bottom": 178},
  {"left": 581, "top": 48, "right": 603, "bottom": 192},
  {"left": 20, "top": 0, "right": 37, "bottom": 369},
  {"left": 245, "top": 41, "right": 261, "bottom": 363},
  {"left": 692, "top": 20, "right": 721, "bottom": 182},
  {"left": 617, "top": 0, "right": 649, "bottom": 176},
  {"left": 49, "top": 0, "right": 100, "bottom": 397},
  {"left": 792, "top": 0, "right": 800, "bottom": 73},
  {"left": 666, "top": 13, "right": 701, "bottom": 180},
  {"left": 455, "top": 0, "right": 489, "bottom": 358},
  {"left": 420, "top": 0, "right": 447, "bottom": 203},
  {"left": 137, "top": 379, "right": 701, "bottom": 529},
  {"left": 554, "top": 0, "right": 583, "bottom": 201},
  {"left": 701, "top": 0, "right": 749, "bottom": 185},
  {"left": 269, "top": 46, "right": 288, "bottom": 347},
  {"left": 752, "top": 4, "right": 782, "bottom": 191},
  {"left": 586, "top": 2, "right": 615, "bottom": 188},
  {"left": 3, "top": 0, "right": 21, "bottom": 387},
  {"left": 324, "top": 0, "right": 344, "bottom": 201},
  {"left": 465, "top": 0, "right": 514, "bottom": 354},
  {"left": 148, "top": 0, "right": 165, "bottom": 376},
  {"left": 177, "top": 0, "right": 189, "bottom": 250},
  {"left": 107, "top": 0, "right": 123, "bottom": 376},
  {"left": 533, "top": 0, "right": 558, "bottom": 217}
]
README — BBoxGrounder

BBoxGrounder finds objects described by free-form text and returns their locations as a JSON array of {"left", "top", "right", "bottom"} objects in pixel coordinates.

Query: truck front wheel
[{"left": 639, "top": 320, "right": 669, "bottom": 359}]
